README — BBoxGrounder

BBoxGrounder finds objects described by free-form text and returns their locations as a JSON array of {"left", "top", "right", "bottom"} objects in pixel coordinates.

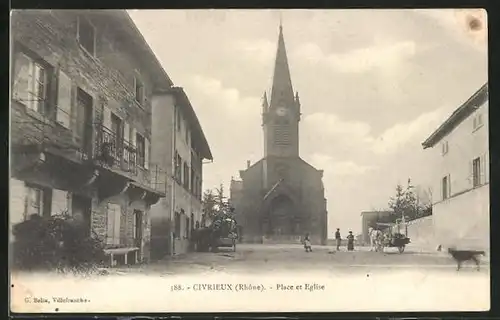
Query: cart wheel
[{"left": 398, "top": 246, "right": 405, "bottom": 253}]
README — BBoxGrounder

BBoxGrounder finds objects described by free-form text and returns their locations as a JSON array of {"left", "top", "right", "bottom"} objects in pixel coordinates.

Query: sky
[{"left": 129, "top": 9, "right": 488, "bottom": 236}]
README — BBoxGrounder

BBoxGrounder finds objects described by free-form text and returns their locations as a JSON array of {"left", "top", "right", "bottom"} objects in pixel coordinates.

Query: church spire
[{"left": 269, "top": 20, "right": 294, "bottom": 108}]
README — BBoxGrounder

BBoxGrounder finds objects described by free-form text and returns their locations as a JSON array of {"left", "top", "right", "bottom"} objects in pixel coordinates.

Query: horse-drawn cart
[{"left": 375, "top": 222, "right": 411, "bottom": 253}]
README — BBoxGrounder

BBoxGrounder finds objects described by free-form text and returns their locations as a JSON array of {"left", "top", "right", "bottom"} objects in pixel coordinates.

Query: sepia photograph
[{"left": 9, "top": 8, "right": 489, "bottom": 313}]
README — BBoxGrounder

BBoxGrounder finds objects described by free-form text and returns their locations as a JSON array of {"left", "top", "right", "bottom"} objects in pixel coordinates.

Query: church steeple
[{"left": 269, "top": 21, "right": 295, "bottom": 109}]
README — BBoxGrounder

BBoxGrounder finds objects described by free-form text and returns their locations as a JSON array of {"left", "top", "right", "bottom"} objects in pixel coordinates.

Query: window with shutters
[
  {"left": 190, "top": 167, "right": 195, "bottom": 194},
  {"left": 186, "top": 216, "right": 191, "bottom": 239},
  {"left": 442, "top": 175, "right": 450, "bottom": 200},
  {"left": 134, "top": 76, "right": 144, "bottom": 105},
  {"left": 24, "top": 184, "right": 52, "bottom": 220},
  {"left": 174, "top": 152, "right": 182, "bottom": 183},
  {"left": 12, "top": 52, "right": 51, "bottom": 115},
  {"left": 136, "top": 133, "right": 145, "bottom": 167},
  {"left": 176, "top": 106, "right": 181, "bottom": 132},
  {"left": 183, "top": 162, "right": 190, "bottom": 190},
  {"left": 174, "top": 211, "right": 181, "bottom": 238},
  {"left": 106, "top": 203, "right": 121, "bottom": 245},
  {"left": 77, "top": 17, "right": 96, "bottom": 56},
  {"left": 473, "top": 157, "right": 481, "bottom": 187}
]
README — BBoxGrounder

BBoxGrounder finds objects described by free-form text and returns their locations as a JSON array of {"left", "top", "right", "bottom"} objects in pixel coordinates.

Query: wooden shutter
[
  {"left": 102, "top": 106, "right": 112, "bottom": 129},
  {"left": 123, "top": 122, "right": 130, "bottom": 143},
  {"left": 447, "top": 174, "right": 451, "bottom": 198},
  {"left": 144, "top": 138, "right": 149, "bottom": 169},
  {"left": 114, "top": 206, "right": 121, "bottom": 245},
  {"left": 9, "top": 178, "right": 27, "bottom": 224},
  {"left": 480, "top": 153, "right": 487, "bottom": 185},
  {"left": 131, "top": 128, "right": 137, "bottom": 147},
  {"left": 468, "top": 160, "right": 474, "bottom": 187},
  {"left": 56, "top": 70, "right": 72, "bottom": 128},
  {"left": 106, "top": 203, "right": 113, "bottom": 245}
]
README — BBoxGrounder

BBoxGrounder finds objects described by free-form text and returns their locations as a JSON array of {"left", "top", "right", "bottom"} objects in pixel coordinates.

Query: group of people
[
  {"left": 302, "top": 228, "right": 356, "bottom": 252},
  {"left": 335, "top": 228, "right": 355, "bottom": 251}
]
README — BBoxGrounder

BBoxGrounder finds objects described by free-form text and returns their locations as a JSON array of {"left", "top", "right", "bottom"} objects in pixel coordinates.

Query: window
[
  {"left": 473, "top": 157, "right": 481, "bottom": 187},
  {"left": 175, "top": 152, "right": 182, "bottom": 183},
  {"left": 185, "top": 216, "right": 190, "bottom": 239},
  {"left": 441, "top": 141, "right": 449, "bottom": 155},
  {"left": 190, "top": 167, "right": 195, "bottom": 194},
  {"left": 12, "top": 53, "right": 49, "bottom": 114},
  {"left": 183, "top": 162, "right": 190, "bottom": 190},
  {"left": 176, "top": 107, "right": 181, "bottom": 132},
  {"left": 442, "top": 175, "right": 450, "bottom": 200},
  {"left": 77, "top": 17, "right": 96, "bottom": 56},
  {"left": 134, "top": 76, "right": 144, "bottom": 105},
  {"left": 136, "top": 133, "right": 145, "bottom": 167},
  {"left": 106, "top": 203, "right": 121, "bottom": 245},
  {"left": 473, "top": 112, "right": 484, "bottom": 130},
  {"left": 24, "top": 184, "right": 52, "bottom": 220},
  {"left": 174, "top": 211, "right": 181, "bottom": 238},
  {"left": 56, "top": 70, "right": 73, "bottom": 128},
  {"left": 76, "top": 88, "right": 93, "bottom": 156},
  {"left": 26, "top": 186, "right": 43, "bottom": 218}
]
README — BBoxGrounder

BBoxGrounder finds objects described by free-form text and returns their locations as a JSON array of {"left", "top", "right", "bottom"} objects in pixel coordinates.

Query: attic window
[
  {"left": 441, "top": 141, "right": 449, "bottom": 155},
  {"left": 473, "top": 112, "right": 483, "bottom": 131},
  {"left": 77, "top": 17, "right": 96, "bottom": 56}
]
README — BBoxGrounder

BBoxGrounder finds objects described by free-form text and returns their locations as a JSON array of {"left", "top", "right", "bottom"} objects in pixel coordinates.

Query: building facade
[
  {"left": 230, "top": 24, "right": 328, "bottom": 245},
  {"left": 10, "top": 10, "right": 173, "bottom": 266},
  {"left": 422, "top": 83, "right": 489, "bottom": 251},
  {"left": 150, "top": 87, "right": 212, "bottom": 258}
]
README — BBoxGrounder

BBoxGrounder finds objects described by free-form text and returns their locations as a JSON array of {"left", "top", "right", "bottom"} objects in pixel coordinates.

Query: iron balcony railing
[{"left": 94, "top": 124, "right": 139, "bottom": 174}]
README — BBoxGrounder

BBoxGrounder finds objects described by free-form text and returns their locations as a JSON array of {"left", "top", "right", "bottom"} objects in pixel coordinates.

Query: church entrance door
[{"left": 266, "top": 195, "right": 295, "bottom": 237}]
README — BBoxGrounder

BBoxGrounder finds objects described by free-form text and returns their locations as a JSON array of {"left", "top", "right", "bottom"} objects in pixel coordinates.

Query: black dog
[{"left": 448, "top": 248, "right": 485, "bottom": 271}]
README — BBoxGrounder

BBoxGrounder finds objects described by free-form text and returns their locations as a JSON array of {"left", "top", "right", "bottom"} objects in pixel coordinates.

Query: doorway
[
  {"left": 71, "top": 194, "right": 92, "bottom": 236},
  {"left": 134, "top": 210, "right": 143, "bottom": 255}
]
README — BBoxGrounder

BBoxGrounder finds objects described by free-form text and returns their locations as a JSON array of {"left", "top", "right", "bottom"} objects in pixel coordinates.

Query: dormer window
[
  {"left": 441, "top": 141, "right": 449, "bottom": 155},
  {"left": 77, "top": 17, "right": 96, "bottom": 56},
  {"left": 473, "top": 112, "right": 483, "bottom": 131}
]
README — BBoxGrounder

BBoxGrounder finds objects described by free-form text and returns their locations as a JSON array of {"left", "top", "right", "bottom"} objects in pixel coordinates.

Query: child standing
[{"left": 304, "top": 234, "right": 312, "bottom": 252}]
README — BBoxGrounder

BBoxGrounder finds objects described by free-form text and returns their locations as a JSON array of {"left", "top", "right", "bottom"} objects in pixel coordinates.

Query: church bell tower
[{"left": 262, "top": 22, "right": 301, "bottom": 158}]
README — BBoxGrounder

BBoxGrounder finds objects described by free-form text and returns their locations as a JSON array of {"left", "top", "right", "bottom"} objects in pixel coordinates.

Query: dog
[{"left": 448, "top": 248, "right": 485, "bottom": 271}]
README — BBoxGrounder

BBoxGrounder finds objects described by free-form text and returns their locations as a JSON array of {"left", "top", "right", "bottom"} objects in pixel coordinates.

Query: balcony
[{"left": 93, "top": 124, "right": 166, "bottom": 203}]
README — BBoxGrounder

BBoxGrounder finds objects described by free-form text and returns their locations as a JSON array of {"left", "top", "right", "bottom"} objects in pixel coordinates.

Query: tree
[
  {"left": 202, "top": 189, "right": 217, "bottom": 220},
  {"left": 388, "top": 178, "right": 432, "bottom": 222}
]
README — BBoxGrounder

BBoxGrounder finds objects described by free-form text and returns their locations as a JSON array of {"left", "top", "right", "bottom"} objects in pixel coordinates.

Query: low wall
[{"left": 392, "top": 216, "right": 437, "bottom": 251}]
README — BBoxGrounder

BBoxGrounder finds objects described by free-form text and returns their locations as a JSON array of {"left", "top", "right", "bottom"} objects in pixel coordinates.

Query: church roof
[{"left": 269, "top": 23, "right": 295, "bottom": 108}]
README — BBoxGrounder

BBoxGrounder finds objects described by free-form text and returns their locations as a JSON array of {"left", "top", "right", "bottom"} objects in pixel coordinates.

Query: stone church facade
[{"left": 230, "top": 24, "right": 328, "bottom": 245}]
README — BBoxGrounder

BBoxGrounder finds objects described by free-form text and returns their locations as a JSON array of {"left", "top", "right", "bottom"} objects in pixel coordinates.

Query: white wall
[{"left": 429, "top": 99, "right": 489, "bottom": 251}]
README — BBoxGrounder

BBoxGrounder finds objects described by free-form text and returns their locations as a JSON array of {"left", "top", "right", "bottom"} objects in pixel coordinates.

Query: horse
[{"left": 369, "top": 228, "right": 382, "bottom": 252}]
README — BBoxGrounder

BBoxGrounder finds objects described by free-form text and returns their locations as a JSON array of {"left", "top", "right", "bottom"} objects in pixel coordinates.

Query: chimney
[{"left": 247, "top": 160, "right": 251, "bottom": 169}]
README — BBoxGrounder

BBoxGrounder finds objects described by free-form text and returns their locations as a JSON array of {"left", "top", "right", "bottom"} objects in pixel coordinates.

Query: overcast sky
[{"left": 129, "top": 9, "right": 487, "bottom": 235}]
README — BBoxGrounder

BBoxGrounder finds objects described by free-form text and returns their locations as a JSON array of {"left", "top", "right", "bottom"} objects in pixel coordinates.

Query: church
[{"left": 230, "top": 23, "right": 328, "bottom": 245}]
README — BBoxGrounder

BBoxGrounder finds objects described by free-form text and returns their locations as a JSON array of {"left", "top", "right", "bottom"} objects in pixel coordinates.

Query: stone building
[
  {"left": 10, "top": 10, "right": 173, "bottom": 266},
  {"left": 422, "top": 83, "right": 489, "bottom": 251},
  {"left": 230, "top": 24, "right": 328, "bottom": 245},
  {"left": 150, "top": 87, "right": 212, "bottom": 258}
]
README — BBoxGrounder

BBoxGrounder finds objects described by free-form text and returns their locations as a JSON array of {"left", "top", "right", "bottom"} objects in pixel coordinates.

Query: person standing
[
  {"left": 303, "top": 233, "right": 312, "bottom": 252},
  {"left": 335, "top": 228, "right": 341, "bottom": 251},
  {"left": 347, "top": 231, "right": 355, "bottom": 251}
]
